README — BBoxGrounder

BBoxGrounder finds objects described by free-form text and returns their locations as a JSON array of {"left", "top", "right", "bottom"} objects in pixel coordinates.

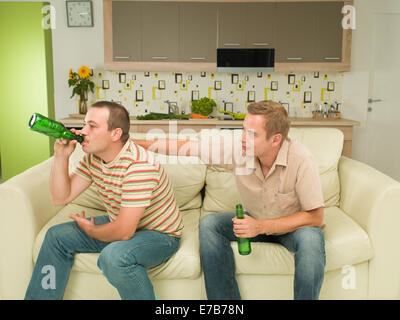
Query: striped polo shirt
[{"left": 74, "top": 139, "right": 183, "bottom": 237}]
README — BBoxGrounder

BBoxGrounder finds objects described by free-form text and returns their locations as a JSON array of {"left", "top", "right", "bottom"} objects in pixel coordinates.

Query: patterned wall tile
[{"left": 89, "top": 70, "right": 343, "bottom": 118}]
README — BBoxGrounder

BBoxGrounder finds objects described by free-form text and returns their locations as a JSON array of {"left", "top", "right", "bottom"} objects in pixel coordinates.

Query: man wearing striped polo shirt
[{"left": 25, "top": 101, "right": 183, "bottom": 300}]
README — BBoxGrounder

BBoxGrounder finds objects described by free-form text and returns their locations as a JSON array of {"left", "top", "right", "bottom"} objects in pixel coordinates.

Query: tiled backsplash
[{"left": 90, "top": 70, "right": 343, "bottom": 118}]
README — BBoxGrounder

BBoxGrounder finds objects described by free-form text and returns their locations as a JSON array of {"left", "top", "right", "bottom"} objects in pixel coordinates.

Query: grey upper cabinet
[
  {"left": 314, "top": 2, "right": 343, "bottom": 62},
  {"left": 217, "top": 3, "right": 247, "bottom": 48},
  {"left": 179, "top": 3, "right": 217, "bottom": 62},
  {"left": 141, "top": 2, "right": 179, "bottom": 62},
  {"left": 104, "top": 0, "right": 352, "bottom": 72},
  {"left": 275, "top": 2, "right": 317, "bottom": 63},
  {"left": 245, "top": 3, "right": 276, "bottom": 48},
  {"left": 112, "top": 1, "right": 141, "bottom": 61}
]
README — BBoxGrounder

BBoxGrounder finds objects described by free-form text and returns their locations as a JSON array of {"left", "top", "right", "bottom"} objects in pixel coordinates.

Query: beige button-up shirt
[{"left": 201, "top": 137, "right": 325, "bottom": 220}]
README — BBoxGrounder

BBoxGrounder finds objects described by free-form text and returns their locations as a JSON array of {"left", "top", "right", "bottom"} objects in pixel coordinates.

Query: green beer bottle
[
  {"left": 28, "top": 113, "right": 83, "bottom": 143},
  {"left": 236, "top": 204, "right": 251, "bottom": 255}
]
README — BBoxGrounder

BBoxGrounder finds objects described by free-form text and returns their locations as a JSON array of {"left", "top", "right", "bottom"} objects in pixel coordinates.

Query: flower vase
[{"left": 78, "top": 91, "right": 88, "bottom": 114}]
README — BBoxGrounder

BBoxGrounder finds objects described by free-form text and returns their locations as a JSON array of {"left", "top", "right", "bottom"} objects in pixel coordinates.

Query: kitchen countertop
[{"left": 61, "top": 114, "right": 360, "bottom": 127}]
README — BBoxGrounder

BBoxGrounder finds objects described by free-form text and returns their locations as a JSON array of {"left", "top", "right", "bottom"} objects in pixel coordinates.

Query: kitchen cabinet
[
  {"left": 217, "top": 3, "right": 275, "bottom": 49},
  {"left": 276, "top": 1, "right": 344, "bottom": 63},
  {"left": 111, "top": 1, "right": 141, "bottom": 62},
  {"left": 245, "top": 3, "right": 276, "bottom": 48},
  {"left": 314, "top": 2, "right": 344, "bottom": 62},
  {"left": 217, "top": 3, "right": 247, "bottom": 48},
  {"left": 141, "top": 2, "right": 179, "bottom": 62},
  {"left": 104, "top": 0, "right": 353, "bottom": 72},
  {"left": 179, "top": 3, "right": 217, "bottom": 62},
  {"left": 274, "top": 0, "right": 352, "bottom": 72},
  {"left": 275, "top": 2, "right": 316, "bottom": 63}
]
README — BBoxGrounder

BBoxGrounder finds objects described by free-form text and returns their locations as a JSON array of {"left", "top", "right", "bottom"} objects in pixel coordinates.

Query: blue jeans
[
  {"left": 199, "top": 212, "right": 326, "bottom": 300},
  {"left": 25, "top": 215, "right": 180, "bottom": 300}
]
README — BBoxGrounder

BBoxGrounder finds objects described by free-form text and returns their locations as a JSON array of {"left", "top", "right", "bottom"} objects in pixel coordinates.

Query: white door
[{"left": 365, "top": 7, "right": 400, "bottom": 181}]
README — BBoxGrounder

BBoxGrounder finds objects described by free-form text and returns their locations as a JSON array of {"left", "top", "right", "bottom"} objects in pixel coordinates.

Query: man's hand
[
  {"left": 69, "top": 211, "right": 94, "bottom": 235},
  {"left": 232, "top": 214, "right": 262, "bottom": 238},
  {"left": 54, "top": 128, "right": 82, "bottom": 158}
]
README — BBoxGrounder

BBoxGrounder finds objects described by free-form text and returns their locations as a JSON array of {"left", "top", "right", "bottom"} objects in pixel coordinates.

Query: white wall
[
  {"left": 342, "top": 0, "right": 400, "bottom": 165},
  {"left": 50, "top": 0, "right": 104, "bottom": 119},
  {"left": 341, "top": 0, "right": 373, "bottom": 163}
]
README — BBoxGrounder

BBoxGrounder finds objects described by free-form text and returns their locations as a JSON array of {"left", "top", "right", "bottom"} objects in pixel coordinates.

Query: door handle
[
  {"left": 368, "top": 98, "right": 382, "bottom": 103},
  {"left": 252, "top": 42, "right": 270, "bottom": 46}
]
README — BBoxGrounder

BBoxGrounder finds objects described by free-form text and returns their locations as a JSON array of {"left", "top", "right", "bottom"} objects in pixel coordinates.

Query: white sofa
[{"left": 1, "top": 128, "right": 400, "bottom": 300}]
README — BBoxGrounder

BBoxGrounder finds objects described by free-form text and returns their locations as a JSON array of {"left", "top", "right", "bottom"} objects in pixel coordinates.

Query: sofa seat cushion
[
  {"left": 232, "top": 206, "right": 374, "bottom": 275},
  {"left": 33, "top": 204, "right": 201, "bottom": 280}
]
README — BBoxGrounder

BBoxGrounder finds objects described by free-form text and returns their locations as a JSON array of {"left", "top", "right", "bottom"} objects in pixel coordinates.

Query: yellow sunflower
[
  {"left": 77, "top": 66, "right": 91, "bottom": 79},
  {"left": 69, "top": 68, "right": 74, "bottom": 79}
]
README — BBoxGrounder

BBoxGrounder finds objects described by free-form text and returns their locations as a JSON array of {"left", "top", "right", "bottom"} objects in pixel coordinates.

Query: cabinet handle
[
  {"left": 223, "top": 43, "right": 240, "bottom": 46},
  {"left": 152, "top": 56, "right": 168, "bottom": 60},
  {"left": 252, "top": 42, "right": 270, "bottom": 46},
  {"left": 114, "top": 56, "right": 130, "bottom": 59},
  {"left": 190, "top": 57, "right": 206, "bottom": 60},
  {"left": 286, "top": 57, "right": 303, "bottom": 61},
  {"left": 324, "top": 57, "right": 341, "bottom": 60}
]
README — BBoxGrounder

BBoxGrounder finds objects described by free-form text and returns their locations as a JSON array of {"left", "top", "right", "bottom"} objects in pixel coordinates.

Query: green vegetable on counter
[
  {"left": 136, "top": 112, "right": 190, "bottom": 120},
  {"left": 191, "top": 97, "right": 216, "bottom": 116}
]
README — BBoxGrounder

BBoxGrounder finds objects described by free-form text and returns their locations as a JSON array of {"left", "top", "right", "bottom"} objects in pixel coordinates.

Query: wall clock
[{"left": 66, "top": 1, "right": 93, "bottom": 27}]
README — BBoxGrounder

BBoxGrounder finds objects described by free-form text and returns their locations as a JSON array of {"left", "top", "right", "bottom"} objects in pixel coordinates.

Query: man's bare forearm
[
  {"left": 134, "top": 139, "right": 199, "bottom": 157},
  {"left": 50, "top": 156, "right": 72, "bottom": 205},
  {"left": 260, "top": 207, "right": 324, "bottom": 235},
  {"left": 86, "top": 220, "right": 134, "bottom": 242}
]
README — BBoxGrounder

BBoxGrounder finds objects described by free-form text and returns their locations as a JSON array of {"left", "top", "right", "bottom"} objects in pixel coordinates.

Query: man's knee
[
  {"left": 294, "top": 227, "right": 326, "bottom": 261},
  {"left": 199, "top": 214, "right": 217, "bottom": 233},
  {"left": 44, "top": 222, "right": 74, "bottom": 245},
  {"left": 98, "top": 242, "right": 129, "bottom": 271}
]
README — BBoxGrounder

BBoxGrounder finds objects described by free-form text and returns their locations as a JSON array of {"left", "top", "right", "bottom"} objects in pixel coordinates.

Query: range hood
[{"left": 217, "top": 48, "right": 275, "bottom": 72}]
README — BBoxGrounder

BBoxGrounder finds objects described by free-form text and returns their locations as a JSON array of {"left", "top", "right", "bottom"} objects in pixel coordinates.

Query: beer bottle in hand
[
  {"left": 236, "top": 204, "right": 251, "bottom": 255},
  {"left": 28, "top": 113, "right": 83, "bottom": 143}
]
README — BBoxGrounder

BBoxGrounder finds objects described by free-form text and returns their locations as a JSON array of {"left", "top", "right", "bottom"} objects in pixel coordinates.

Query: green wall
[{"left": 0, "top": 2, "right": 54, "bottom": 182}]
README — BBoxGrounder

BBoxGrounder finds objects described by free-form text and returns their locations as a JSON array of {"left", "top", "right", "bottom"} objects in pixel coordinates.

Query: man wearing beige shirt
[{"left": 135, "top": 100, "right": 325, "bottom": 300}]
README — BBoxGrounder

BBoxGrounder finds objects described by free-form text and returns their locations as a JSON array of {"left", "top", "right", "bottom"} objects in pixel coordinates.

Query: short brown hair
[
  {"left": 91, "top": 101, "right": 130, "bottom": 144},
  {"left": 247, "top": 100, "right": 290, "bottom": 142}
]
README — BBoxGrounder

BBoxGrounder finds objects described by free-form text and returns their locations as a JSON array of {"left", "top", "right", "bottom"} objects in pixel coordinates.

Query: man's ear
[
  {"left": 272, "top": 133, "right": 282, "bottom": 147},
  {"left": 111, "top": 128, "right": 123, "bottom": 142}
]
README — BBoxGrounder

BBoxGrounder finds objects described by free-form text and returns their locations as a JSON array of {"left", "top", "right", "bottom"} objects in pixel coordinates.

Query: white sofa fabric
[{"left": 1, "top": 128, "right": 399, "bottom": 300}]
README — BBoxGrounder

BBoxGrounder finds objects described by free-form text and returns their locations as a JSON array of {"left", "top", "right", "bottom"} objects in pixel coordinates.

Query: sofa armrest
[
  {"left": 338, "top": 156, "right": 400, "bottom": 299},
  {"left": 0, "top": 157, "right": 63, "bottom": 299}
]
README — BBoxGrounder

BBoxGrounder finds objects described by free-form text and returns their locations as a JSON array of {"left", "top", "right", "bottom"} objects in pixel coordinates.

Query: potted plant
[
  {"left": 68, "top": 66, "right": 95, "bottom": 114},
  {"left": 190, "top": 97, "right": 216, "bottom": 119}
]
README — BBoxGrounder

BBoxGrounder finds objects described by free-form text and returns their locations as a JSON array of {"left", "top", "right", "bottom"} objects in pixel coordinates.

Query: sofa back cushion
[
  {"left": 68, "top": 132, "right": 206, "bottom": 212},
  {"left": 202, "top": 127, "right": 343, "bottom": 216}
]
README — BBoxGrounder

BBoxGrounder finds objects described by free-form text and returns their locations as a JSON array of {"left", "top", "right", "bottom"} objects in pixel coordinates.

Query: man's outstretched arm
[{"left": 134, "top": 139, "right": 199, "bottom": 157}]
